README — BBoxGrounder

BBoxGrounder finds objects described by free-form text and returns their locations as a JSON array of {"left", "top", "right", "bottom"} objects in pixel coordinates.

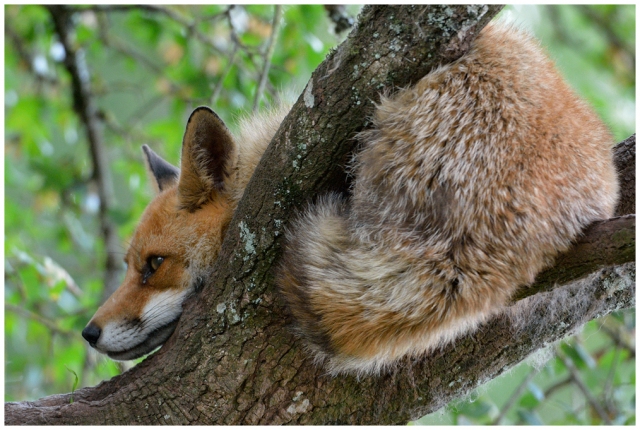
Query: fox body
[{"left": 83, "top": 23, "right": 618, "bottom": 373}]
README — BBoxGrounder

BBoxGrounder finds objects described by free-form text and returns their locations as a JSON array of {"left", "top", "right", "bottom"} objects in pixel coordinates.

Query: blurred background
[{"left": 4, "top": 5, "right": 635, "bottom": 425}]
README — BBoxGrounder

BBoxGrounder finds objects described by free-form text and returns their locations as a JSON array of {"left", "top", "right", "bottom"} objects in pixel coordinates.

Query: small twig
[
  {"left": 5, "top": 303, "right": 75, "bottom": 338},
  {"left": 101, "top": 112, "right": 159, "bottom": 154},
  {"left": 142, "top": 5, "right": 227, "bottom": 57},
  {"left": 84, "top": 1, "right": 216, "bottom": 69},
  {"left": 600, "top": 324, "right": 635, "bottom": 358},
  {"left": 128, "top": 94, "right": 168, "bottom": 126},
  {"left": 102, "top": 3, "right": 265, "bottom": 99},
  {"left": 492, "top": 366, "right": 541, "bottom": 424},
  {"left": 98, "top": 32, "right": 164, "bottom": 75},
  {"left": 81, "top": 4, "right": 231, "bottom": 59},
  {"left": 211, "top": 42, "right": 239, "bottom": 106},
  {"left": 80, "top": 3, "right": 227, "bottom": 24},
  {"left": 76, "top": 5, "right": 144, "bottom": 14},
  {"left": 558, "top": 351, "right": 612, "bottom": 424},
  {"left": 544, "top": 376, "right": 573, "bottom": 398},
  {"left": 200, "top": 10, "right": 228, "bottom": 24},
  {"left": 253, "top": 5, "right": 283, "bottom": 111},
  {"left": 544, "top": 5, "right": 574, "bottom": 47},
  {"left": 5, "top": 23, "right": 33, "bottom": 68},
  {"left": 5, "top": 22, "right": 59, "bottom": 85},
  {"left": 224, "top": 9, "right": 263, "bottom": 78},
  {"left": 576, "top": 5, "right": 635, "bottom": 72},
  {"left": 602, "top": 346, "right": 621, "bottom": 417}
]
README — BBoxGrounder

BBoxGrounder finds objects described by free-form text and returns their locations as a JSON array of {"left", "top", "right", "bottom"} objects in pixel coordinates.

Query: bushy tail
[
  {"left": 278, "top": 194, "right": 501, "bottom": 375},
  {"left": 277, "top": 22, "right": 618, "bottom": 375}
]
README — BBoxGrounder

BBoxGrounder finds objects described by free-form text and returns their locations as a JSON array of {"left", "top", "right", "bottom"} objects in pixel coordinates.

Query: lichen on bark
[{"left": 5, "top": 5, "right": 634, "bottom": 426}]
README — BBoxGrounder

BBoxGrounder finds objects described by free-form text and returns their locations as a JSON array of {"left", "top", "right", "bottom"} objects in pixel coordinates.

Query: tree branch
[
  {"left": 492, "top": 366, "right": 541, "bottom": 424},
  {"left": 513, "top": 214, "right": 635, "bottom": 301},
  {"left": 576, "top": 5, "right": 635, "bottom": 74},
  {"left": 5, "top": 21, "right": 58, "bottom": 85},
  {"left": 5, "top": 5, "right": 634, "bottom": 425},
  {"left": 5, "top": 304, "right": 75, "bottom": 338},
  {"left": 558, "top": 351, "right": 612, "bottom": 424},
  {"left": 46, "top": 5, "right": 123, "bottom": 301},
  {"left": 253, "top": 5, "right": 283, "bottom": 111},
  {"left": 613, "top": 134, "right": 635, "bottom": 216}
]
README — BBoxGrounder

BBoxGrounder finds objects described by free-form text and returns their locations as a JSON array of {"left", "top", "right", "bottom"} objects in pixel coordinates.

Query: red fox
[
  {"left": 81, "top": 106, "right": 287, "bottom": 360},
  {"left": 83, "top": 23, "right": 618, "bottom": 374}
]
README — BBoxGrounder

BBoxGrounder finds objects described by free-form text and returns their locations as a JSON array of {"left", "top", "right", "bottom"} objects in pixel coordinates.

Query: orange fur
[
  {"left": 277, "top": 23, "right": 618, "bottom": 375},
  {"left": 82, "top": 105, "right": 287, "bottom": 360},
  {"left": 83, "top": 23, "right": 618, "bottom": 374}
]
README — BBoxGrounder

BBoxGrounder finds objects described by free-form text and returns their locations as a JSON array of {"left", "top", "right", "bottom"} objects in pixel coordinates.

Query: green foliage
[
  {"left": 4, "top": 5, "right": 634, "bottom": 425},
  {"left": 502, "top": 5, "right": 635, "bottom": 142},
  {"left": 5, "top": 3, "right": 353, "bottom": 402},
  {"left": 416, "top": 313, "right": 636, "bottom": 425},
  {"left": 64, "top": 365, "right": 79, "bottom": 403}
]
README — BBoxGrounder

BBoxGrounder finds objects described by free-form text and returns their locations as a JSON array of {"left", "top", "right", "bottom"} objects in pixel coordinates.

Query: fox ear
[
  {"left": 178, "top": 106, "right": 237, "bottom": 212},
  {"left": 142, "top": 145, "right": 180, "bottom": 193}
]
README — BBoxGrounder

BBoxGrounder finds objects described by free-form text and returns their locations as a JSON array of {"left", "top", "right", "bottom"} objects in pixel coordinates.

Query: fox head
[{"left": 82, "top": 107, "right": 238, "bottom": 360}]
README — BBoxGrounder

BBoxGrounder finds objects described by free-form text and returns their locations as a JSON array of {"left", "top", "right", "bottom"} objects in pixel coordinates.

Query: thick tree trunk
[{"left": 5, "top": 5, "right": 634, "bottom": 425}]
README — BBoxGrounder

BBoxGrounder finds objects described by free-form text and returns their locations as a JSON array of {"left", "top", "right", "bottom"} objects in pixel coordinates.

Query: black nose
[{"left": 82, "top": 324, "right": 101, "bottom": 346}]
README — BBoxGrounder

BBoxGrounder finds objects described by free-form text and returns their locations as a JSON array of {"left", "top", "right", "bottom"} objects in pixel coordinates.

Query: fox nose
[{"left": 82, "top": 323, "right": 101, "bottom": 346}]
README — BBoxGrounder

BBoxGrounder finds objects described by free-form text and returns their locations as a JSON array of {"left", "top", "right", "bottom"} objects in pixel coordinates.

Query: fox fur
[
  {"left": 81, "top": 106, "right": 288, "bottom": 360},
  {"left": 277, "top": 23, "right": 618, "bottom": 375},
  {"left": 83, "top": 23, "right": 618, "bottom": 374}
]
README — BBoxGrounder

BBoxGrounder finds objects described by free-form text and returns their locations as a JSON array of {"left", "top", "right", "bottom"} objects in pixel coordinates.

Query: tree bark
[
  {"left": 613, "top": 134, "right": 635, "bottom": 216},
  {"left": 5, "top": 5, "right": 634, "bottom": 425}
]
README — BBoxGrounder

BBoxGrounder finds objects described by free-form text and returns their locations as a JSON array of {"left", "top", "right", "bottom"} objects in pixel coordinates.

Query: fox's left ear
[
  {"left": 178, "top": 106, "right": 237, "bottom": 212},
  {"left": 142, "top": 145, "right": 180, "bottom": 193}
]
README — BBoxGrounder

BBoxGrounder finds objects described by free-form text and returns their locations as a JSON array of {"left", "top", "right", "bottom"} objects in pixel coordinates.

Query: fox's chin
[{"left": 103, "top": 318, "right": 180, "bottom": 361}]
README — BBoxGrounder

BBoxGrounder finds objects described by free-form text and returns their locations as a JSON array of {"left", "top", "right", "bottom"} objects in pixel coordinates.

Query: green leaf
[
  {"left": 18, "top": 264, "right": 45, "bottom": 305},
  {"left": 518, "top": 392, "right": 541, "bottom": 409},
  {"left": 48, "top": 279, "right": 67, "bottom": 300},
  {"left": 561, "top": 343, "right": 595, "bottom": 370},
  {"left": 517, "top": 409, "right": 544, "bottom": 425},
  {"left": 64, "top": 365, "right": 79, "bottom": 403}
]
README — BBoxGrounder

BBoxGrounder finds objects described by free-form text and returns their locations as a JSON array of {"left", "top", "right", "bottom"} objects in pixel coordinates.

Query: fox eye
[
  {"left": 148, "top": 256, "right": 164, "bottom": 272},
  {"left": 142, "top": 256, "right": 164, "bottom": 284}
]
